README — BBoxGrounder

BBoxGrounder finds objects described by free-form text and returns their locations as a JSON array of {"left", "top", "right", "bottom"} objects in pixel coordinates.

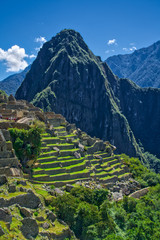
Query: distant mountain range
[
  {"left": 106, "top": 41, "right": 160, "bottom": 88},
  {"left": 15, "top": 29, "right": 160, "bottom": 162},
  {"left": 0, "top": 65, "right": 31, "bottom": 96}
]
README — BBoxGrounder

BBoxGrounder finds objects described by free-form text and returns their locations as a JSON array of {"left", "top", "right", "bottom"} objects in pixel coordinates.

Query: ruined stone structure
[
  {"left": 0, "top": 129, "right": 21, "bottom": 177},
  {"left": 0, "top": 94, "right": 44, "bottom": 121}
]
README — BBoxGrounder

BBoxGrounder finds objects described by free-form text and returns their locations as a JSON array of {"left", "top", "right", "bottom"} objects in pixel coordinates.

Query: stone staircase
[{"left": 30, "top": 124, "right": 132, "bottom": 187}]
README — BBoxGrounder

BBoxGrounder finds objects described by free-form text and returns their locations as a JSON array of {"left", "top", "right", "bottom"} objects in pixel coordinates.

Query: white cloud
[
  {"left": 107, "top": 39, "right": 117, "bottom": 45},
  {"left": 29, "top": 54, "right": 36, "bottom": 59},
  {"left": 129, "top": 46, "right": 137, "bottom": 51},
  {"left": 0, "top": 45, "right": 36, "bottom": 72},
  {"left": 122, "top": 46, "right": 137, "bottom": 52},
  {"left": 105, "top": 49, "right": 115, "bottom": 54},
  {"left": 35, "top": 36, "right": 47, "bottom": 44},
  {"left": 35, "top": 36, "right": 47, "bottom": 51}
]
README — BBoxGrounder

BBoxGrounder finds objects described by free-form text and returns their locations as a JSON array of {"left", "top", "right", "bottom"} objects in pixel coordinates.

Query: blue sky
[{"left": 0, "top": 0, "right": 159, "bottom": 80}]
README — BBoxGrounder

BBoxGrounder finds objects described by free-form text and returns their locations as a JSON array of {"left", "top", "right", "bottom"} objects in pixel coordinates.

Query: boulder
[
  {"left": 0, "top": 208, "right": 12, "bottom": 223},
  {"left": 0, "top": 175, "right": 7, "bottom": 186},
  {"left": 54, "top": 188, "right": 64, "bottom": 196},
  {"left": 20, "top": 207, "right": 32, "bottom": 218},
  {"left": 46, "top": 211, "right": 56, "bottom": 222},
  {"left": 21, "top": 217, "right": 39, "bottom": 239},
  {"left": 78, "top": 143, "right": 85, "bottom": 151},
  {"left": 36, "top": 216, "right": 45, "bottom": 221},
  {"left": 74, "top": 152, "right": 81, "bottom": 159},
  {"left": 17, "top": 180, "right": 27, "bottom": 186},
  {"left": 42, "top": 222, "right": 50, "bottom": 229},
  {"left": 8, "top": 184, "right": 16, "bottom": 193}
]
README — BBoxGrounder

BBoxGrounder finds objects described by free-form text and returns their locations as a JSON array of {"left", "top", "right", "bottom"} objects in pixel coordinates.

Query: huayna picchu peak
[{"left": 16, "top": 29, "right": 160, "bottom": 164}]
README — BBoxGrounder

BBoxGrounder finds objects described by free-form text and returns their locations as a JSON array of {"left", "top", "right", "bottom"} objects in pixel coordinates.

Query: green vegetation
[
  {"left": 51, "top": 182, "right": 160, "bottom": 240},
  {"left": 121, "top": 154, "right": 160, "bottom": 187},
  {"left": 9, "top": 122, "right": 45, "bottom": 168},
  {"left": 0, "top": 89, "right": 8, "bottom": 97},
  {"left": 144, "top": 151, "right": 160, "bottom": 173}
]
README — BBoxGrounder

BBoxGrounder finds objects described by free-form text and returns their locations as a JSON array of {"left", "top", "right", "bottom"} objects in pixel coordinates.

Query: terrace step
[
  {"left": 102, "top": 158, "right": 120, "bottom": 166},
  {"left": 49, "top": 170, "right": 90, "bottom": 181},
  {"left": 39, "top": 158, "right": 85, "bottom": 169},
  {"left": 42, "top": 138, "right": 61, "bottom": 144},
  {"left": 65, "top": 162, "right": 87, "bottom": 173},
  {"left": 60, "top": 134, "right": 77, "bottom": 140},
  {"left": 56, "top": 131, "right": 68, "bottom": 137},
  {"left": 54, "top": 126, "right": 66, "bottom": 132},
  {"left": 94, "top": 152, "right": 111, "bottom": 158},
  {"left": 30, "top": 178, "right": 91, "bottom": 187},
  {"left": 118, "top": 173, "right": 132, "bottom": 180},
  {"left": 59, "top": 149, "right": 80, "bottom": 157},
  {"left": 41, "top": 147, "right": 50, "bottom": 152},
  {"left": 37, "top": 156, "right": 57, "bottom": 163},
  {"left": 47, "top": 143, "right": 75, "bottom": 150},
  {"left": 41, "top": 133, "right": 51, "bottom": 138},
  {"left": 39, "top": 151, "right": 58, "bottom": 158},
  {"left": 37, "top": 168, "right": 66, "bottom": 176},
  {"left": 100, "top": 176, "right": 118, "bottom": 184}
]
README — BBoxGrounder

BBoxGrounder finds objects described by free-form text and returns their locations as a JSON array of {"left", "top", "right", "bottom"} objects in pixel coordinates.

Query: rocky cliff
[
  {"left": 113, "top": 78, "right": 160, "bottom": 158},
  {"left": 16, "top": 29, "right": 160, "bottom": 159},
  {"left": 16, "top": 29, "right": 141, "bottom": 159},
  {"left": 106, "top": 40, "right": 160, "bottom": 88}
]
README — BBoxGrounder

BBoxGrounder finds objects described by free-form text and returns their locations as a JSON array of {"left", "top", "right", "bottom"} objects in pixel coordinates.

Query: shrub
[{"left": 9, "top": 124, "right": 44, "bottom": 168}]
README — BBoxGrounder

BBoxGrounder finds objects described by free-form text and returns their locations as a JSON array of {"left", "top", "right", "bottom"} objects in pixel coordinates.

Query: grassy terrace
[{"left": 30, "top": 126, "right": 131, "bottom": 186}]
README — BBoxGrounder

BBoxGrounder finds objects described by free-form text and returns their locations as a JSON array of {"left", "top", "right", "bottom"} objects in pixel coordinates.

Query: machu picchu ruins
[
  {"left": 0, "top": 91, "right": 152, "bottom": 239},
  {"left": 0, "top": 92, "right": 133, "bottom": 193}
]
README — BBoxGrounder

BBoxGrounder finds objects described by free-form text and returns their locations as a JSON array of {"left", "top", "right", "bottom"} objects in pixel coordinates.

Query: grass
[
  {"left": 40, "top": 150, "right": 57, "bottom": 155},
  {"left": 47, "top": 143, "right": 74, "bottom": 146},
  {"left": 38, "top": 156, "right": 57, "bottom": 160},
  {"left": 0, "top": 191, "right": 28, "bottom": 199},
  {"left": 100, "top": 175, "right": 117, "bottom": 181},
  {"left": 54, "top": 126, "right": 65, "bottom": 129},
  {"left": 33, "top": 174, "right": 48, "bottom": 178},
  {"left": 40, "top": 157, "right": 84, "bottom": 166},
  {"left": 33, "top": 187, "right": 51, "bottom": 198},
  {"left": 60, "top": 148, "right": 79, "bottom": 152},
  {"left": 42, "top": 137, "right": 59, "bottom": 140},
  {"left": 60, "top": 134, "right": 76, "bottom": 138},
  {"left": 70, "top": 168, "right": 90, "bottom": 175},
  {"left": 65, "top": 161, "right": 86, "bottom": 169},
  {"left": 118, "top": 173, "right": 131, "bottom": 179},
  {"left": 32, "top": 167, "right": 43, "bottom": 172}
]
